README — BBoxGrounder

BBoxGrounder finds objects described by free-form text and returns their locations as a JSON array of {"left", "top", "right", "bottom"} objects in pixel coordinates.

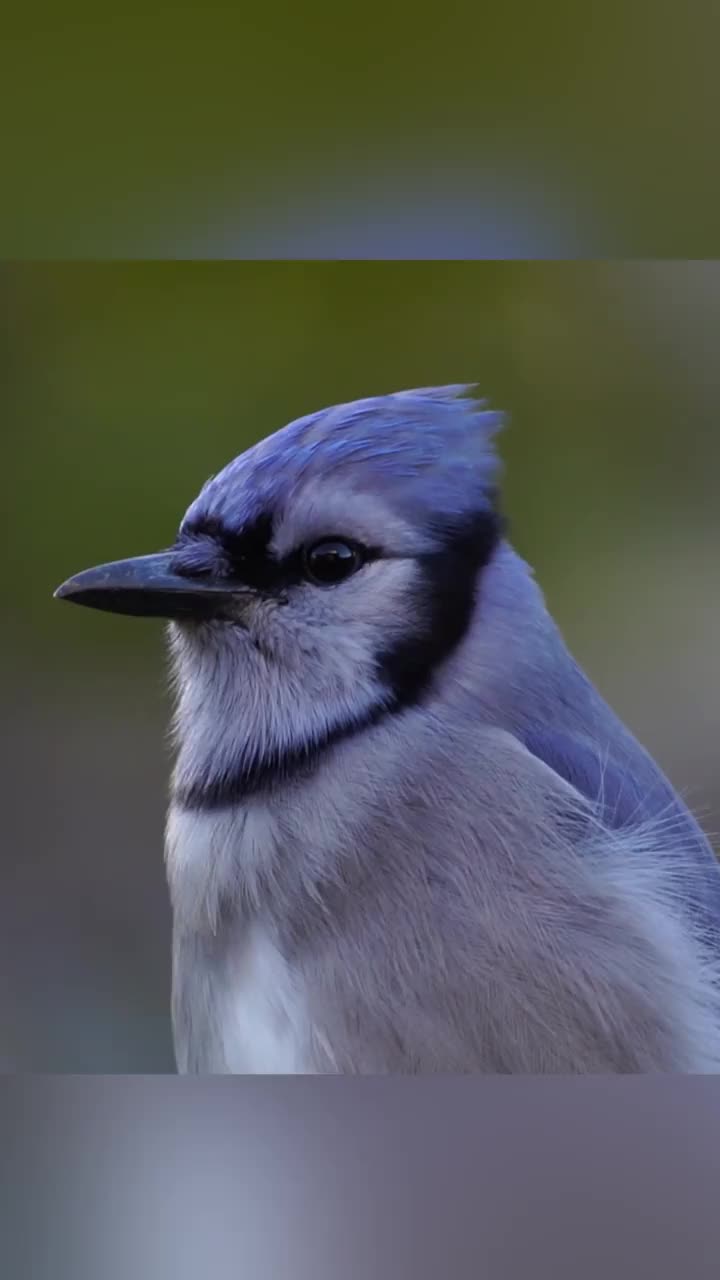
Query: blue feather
[
  {"left": 523, "top": 724, "right": 720, "bottom": 948},
  {"left": 181, "top": 387, "right": 505, "bottom": 537}
]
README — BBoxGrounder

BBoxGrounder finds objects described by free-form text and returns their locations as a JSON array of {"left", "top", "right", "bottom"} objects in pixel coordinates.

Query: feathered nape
[{"left": 182, "top": 385, "right": 506, "bottom": 533}]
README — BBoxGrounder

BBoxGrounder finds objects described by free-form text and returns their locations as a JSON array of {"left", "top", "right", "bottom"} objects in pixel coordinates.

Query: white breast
[
  {"left": 217, "top": 922, "right": 312, "bottom": 1074},
  {"left": 166, "top": 802, "right": 317, "bottom": 1074}
]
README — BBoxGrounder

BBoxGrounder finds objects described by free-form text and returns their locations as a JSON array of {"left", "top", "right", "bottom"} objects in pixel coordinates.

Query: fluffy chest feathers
[
  {"left": 165, "top": 803, "right": 318, "bottom": 1074},
  {"left": 165, "top": 725, "right": 720, "bottom": 1076},
  {"left": 213, "top": 922, "right": 311, "bottom": 1074},
  {"left": 166, "top": 802, "right": 281, "bottom": 934}
]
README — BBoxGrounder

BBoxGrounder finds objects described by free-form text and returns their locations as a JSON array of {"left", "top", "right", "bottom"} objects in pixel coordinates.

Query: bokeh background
[
  {"left": 3, "top": 3, "right": 720, "bottom": 256},
  {"left": 4, "top": 1077, "right": 720, "bottom": 1280},
  {"left": 3, "top": 261, "right": 720, "bottom": 1071}
]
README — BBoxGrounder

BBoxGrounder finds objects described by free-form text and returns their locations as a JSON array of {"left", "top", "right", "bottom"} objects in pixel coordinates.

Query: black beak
[{"left": 54, "top": 551, "right": 242, "bottom": 619}]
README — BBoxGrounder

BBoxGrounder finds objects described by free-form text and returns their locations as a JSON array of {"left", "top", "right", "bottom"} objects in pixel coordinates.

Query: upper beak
[{"left": 53, "top": 551, "right": 242, "bottom": 619}]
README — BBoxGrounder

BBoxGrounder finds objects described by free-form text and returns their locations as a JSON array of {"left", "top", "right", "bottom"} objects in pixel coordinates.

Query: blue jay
[{"left": 55, "top": 386, "right": 720, "bottom": 1073}]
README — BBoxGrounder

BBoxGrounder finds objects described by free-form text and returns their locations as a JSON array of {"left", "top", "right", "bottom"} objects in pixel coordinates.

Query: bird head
[{"left": 55, "top": 386, "right": 505, "bottom": 806}]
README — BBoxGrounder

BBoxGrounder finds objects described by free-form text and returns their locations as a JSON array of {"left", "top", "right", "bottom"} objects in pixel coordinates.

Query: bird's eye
[{"left": 303, "top": 539, "right": 364, "bottom": 585}]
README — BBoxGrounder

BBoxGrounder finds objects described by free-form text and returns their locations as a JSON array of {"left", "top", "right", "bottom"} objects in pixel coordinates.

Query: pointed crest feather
[{"left": 185, "top": 385, "right": 506, "bottom": 532}]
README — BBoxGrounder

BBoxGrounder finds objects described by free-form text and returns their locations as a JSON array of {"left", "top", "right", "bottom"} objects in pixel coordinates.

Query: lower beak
[{"left": 54, "top": 551, "right": 243, "bottom": 619}]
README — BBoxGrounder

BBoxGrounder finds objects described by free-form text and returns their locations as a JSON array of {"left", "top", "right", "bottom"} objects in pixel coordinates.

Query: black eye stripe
[{"left": 178, "top": 515, "right": 378, "bottom": 592}]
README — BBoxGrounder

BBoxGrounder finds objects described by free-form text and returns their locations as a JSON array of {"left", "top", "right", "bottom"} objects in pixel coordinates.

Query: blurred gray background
[
  {"left": 4, "top": 1078, "right": 720, "bottom": 1279},
  {"left": 2, "top": 262, "right": 719, "bottom": 1071}
]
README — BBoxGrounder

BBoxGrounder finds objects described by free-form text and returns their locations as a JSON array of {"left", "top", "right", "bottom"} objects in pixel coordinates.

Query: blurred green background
[
  {"left": 3, "top": 4, "right": 720, "bottom": 255},
  {"left": 3, "top": 262, "right": 720, "bottom": 1071}
]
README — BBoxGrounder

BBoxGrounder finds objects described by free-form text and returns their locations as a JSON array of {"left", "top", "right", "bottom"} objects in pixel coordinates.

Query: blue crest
[{"left": 183, "top": 385, "right": 505, "bottom": 532}]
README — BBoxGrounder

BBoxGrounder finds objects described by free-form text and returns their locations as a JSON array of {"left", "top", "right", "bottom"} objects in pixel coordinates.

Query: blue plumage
[
  {"left": 182, "top": 386, "right": 505, "bottom": 538},
  {"left": 55, "top": 385, "right": 720, "bottom": 1073},
  {"left": 523, "top": 724, "right": 720, "bottom": 948}
]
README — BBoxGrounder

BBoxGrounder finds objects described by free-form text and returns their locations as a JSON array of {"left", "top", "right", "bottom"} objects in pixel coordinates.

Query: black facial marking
[
  {"left": 177, "top": 511, "right": 294, "bottom": 593},
  {"left": 176, "top": 511, "right": 379, "bottom": 595},
  {"left": 175, "top": 505, "right": 503, "bottom": 812},
  {"left": 182, "top": 511, "right": 274, "bottom": 555},
  {"left": 376, "top": 507, "right": 503, "bottom": 707},
  {"left": 175, "top": 702, "right": 391, "bottom": 810}
]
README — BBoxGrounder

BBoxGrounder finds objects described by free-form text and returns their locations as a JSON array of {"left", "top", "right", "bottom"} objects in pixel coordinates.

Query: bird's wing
[
  {"left": 521, "top": 726, "right": 654, "bottom": 831},
  {"left": 521, "top": 724, "right": 720, "bottom": 943}
]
